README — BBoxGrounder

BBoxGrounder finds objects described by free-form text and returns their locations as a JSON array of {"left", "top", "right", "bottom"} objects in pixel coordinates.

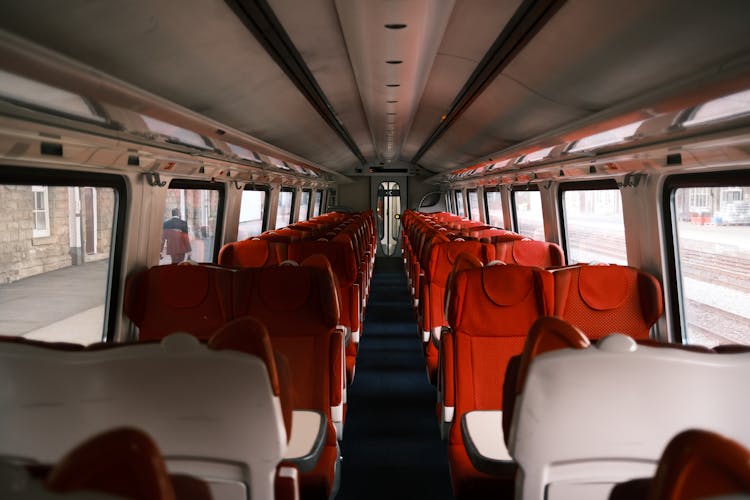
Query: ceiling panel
[{"left": 0, "top": 0, "right": 360, "bottom": 171}]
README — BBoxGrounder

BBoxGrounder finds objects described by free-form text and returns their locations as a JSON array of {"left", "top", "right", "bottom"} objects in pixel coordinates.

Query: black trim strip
[
  {"left": 411, "top": 0, "right": 566, "bottom": 164},
  {"left": 225, "top": 0, "right": 366, "bottom": 165}
]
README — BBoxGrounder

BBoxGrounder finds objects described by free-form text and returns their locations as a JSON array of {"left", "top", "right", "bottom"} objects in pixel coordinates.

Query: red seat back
[{"left": 552, "top": 264, "right": 663, "bottom": 340}]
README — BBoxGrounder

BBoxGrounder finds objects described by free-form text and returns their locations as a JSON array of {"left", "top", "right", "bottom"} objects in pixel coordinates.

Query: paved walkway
[{"left": 0, "top": 260, "right": 109, "bottom": 343}]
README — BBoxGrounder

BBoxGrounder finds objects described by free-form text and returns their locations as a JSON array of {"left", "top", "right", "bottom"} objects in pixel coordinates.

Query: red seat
[
  {"left": 442, "top": 264, "right": 553, "bottom": 499},
  {"left": 233, "top": 261, "right": 343, "bottom": 500},
  {"left": 494, "top": 239, "right": 565, "bottom": 267},
  {"left": 218, "top": 238, "right": 284, "bottom": 267},
  {"left": 124, "top": 264, "right": 234, "bottom": 341},
  {"left": 45, "top": 427, "right": 179, "bottom": 500},
  {"left": 552, "top": 264, "right": 663, "bottom": 340},
  {"left": 421, "top": 240, "right": 495, "bottom": 384}
]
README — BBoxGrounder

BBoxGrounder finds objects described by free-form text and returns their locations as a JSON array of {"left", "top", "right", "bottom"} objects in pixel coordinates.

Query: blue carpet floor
[{"left": 335, "top": 257, "right": 455, "bottom": 499}]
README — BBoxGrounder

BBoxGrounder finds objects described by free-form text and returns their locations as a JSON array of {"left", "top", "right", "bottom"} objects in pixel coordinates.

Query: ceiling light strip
[{"left": 225, "top": 0, "right": 366, "bottom": 165}]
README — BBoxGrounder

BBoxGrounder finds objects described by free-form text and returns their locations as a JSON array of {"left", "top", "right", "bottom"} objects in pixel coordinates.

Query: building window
[{"left": 32, "top": 185, "right": 50, "bottom": 238}]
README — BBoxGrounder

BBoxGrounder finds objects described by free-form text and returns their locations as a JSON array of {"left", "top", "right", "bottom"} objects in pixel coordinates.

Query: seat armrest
[
  {"left": 461, "top": 411, "right": 516, "bottom": 476},
  {"left": 282, "top": 410, "right": 327, "bottom": 473}
]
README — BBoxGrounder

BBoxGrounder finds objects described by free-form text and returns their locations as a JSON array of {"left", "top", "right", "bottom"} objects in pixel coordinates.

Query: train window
[
  {"left": 0, "top": 70, "right": 106, "bottom": 123},
  {"left": 560, "top": 183, "right": 627, "bottom": 265},
  {"left": 666, "top": 176, "right": 750, "bottom": 347},
  {"left": 312, "top": 190, "right": 323, "bottom": 217},
  {"left": 0, "top": 170, "right": 125, "bottom": 345},
  {"left": 160, "top": 180, "right": 224, "bottom": 264},
  {"left": 485, "top": 189, "right": 504, "bottom": 227},
  {"left": 467, "top": 190, "right": 480, "bottom": 221},
  {"left": 454, "top": 190, "right": 464, "bottom": 216},
  {"left": 513, "top": 188, "right": 544, "bottom": 239},
  {"left": 299, "top": 189, "right": 311, "bottom": 222},
  {"left": 238, "top": 186, "right": 269, "bottom": 239},
  {"left": 276, "top": 188, "right": 295, "bottom": 228}
]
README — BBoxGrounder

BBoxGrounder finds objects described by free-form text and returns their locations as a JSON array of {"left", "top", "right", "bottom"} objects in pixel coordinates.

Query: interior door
[{"left": 371, "top": 176, "right": 406, "bottom": 257}]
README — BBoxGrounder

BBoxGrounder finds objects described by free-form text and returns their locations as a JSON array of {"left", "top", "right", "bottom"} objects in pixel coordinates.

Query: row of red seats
[
  {"left": 218, "top": 210, "right": 377, "bottom": 383},
  {"left": 124, "top": 260, "right": 343, "bottom": 499},
  {"left": 400, "top": 210, "right": 565, "bottom": 385},
  {"left": 461, "top": 316, "right": 750, "bottom": 499},
  {"left": 0, "top": 317, "right": 324, "bottom": 499}
]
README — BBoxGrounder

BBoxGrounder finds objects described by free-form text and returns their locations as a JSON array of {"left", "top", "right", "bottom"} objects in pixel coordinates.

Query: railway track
[{"left": 685, "top": 299, "right": 750, "bottom": 346}]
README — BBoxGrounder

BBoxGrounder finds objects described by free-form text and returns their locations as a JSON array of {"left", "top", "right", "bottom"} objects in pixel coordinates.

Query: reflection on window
[
  {"left": 455, "top": 191, "right": 464, "bottom": 217},
  {"left": 0, "top": 184, "right": 117, "bottom": 345},
  {"left": 160, "top": 187, "right": 220, "bottom": 264},
  {"left": 276, "top": 189, "right": 294, "bottom": 228},
  {"left": 683, "top": 89, "right": 750, "bottom": 128},
  {"left": 568, "top": 120, "right": 644, "bottom": 153},
  {"left": 312, "top": 191, "right": 323, "bottom": 217},
  {"left": 238, "top": 189, "right": 266, "bottom": 239},
  {"left": 299, "top": 190, "right": 311, "bottom": 222},
  {"left": 0, "top": 70, "right": 106, "bottom": 122},
  {"left": 562, "top": 188, "right": 626, "bottom": 264},
  {"left": 468, "top": 190, "right": 480, "bottom": 221},
  {"left": 141, "top": 115, "right": 210, "bottom": 150},
  {"left": 514, "top": 190, "right": 544, "bottom": 239},
  {"left": 485, "top": 191, "right": 504, "bottom": 228},
  {"left": 672, "top": 186, "right": 750, "bottom": 347}
]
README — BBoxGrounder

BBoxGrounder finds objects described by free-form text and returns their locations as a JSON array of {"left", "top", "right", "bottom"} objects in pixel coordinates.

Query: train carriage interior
[{"left": 1, "top": 1, "right": 750, "bottom": 499}]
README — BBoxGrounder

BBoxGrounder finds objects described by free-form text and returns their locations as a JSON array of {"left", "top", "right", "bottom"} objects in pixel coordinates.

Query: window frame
[
  {"left": 511, "top": 184, "right": 541, "bottom": 236},
  {"left": 484, "top": 187, "right": 505, "bottom": 228},
  {"left": 467, "top": 189, "right": 480, "bottom": 221},
  {"left": 662, "top": 170, "right": 750, "bottom": 344},
  {"left": 0, "top": 166, "right": 127, "bottom": 342},
  {"left": 299, "top": 188, "right": 312, "bottom": 222},
  {"left": 240, "top": 184, "right": 271, "bottom": 236},
  {"left": 557, "top": 179, "right": 624, "bottom": 265},
  {"left": 31, "top": 185, "right": 51, "bottom": 238},
  {"left": 167, "top": 179, "right": 226, "bottom": 263},
  {"left": 277, "top": 187, "right": 296, "bottom": 228}
]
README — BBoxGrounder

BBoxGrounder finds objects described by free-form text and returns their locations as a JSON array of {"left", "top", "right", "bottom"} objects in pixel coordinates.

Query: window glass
[
  {"left": 141, "top": 115, "right": 210, "bottom": 150},
  {"left": 517, "top": 146, "right": 554, "bottom": 165},
  {"left": 455, "top": 191, "right": 464, "bottom": 217},
  {"left": 160, "top": 184, "right": 221, "bottom": 263},
  {"left": 276, "top": 189, "right": 294, "bottom": 228},
  {"left": 683, "top": 89, "right": 750, "bottom": 128},
  {"left": 485, "top": 191, "right": 504, "bottom": 227},
  {"left": 568, "top": 120, "right": 645, "bottom": 153},
  {"left": 312, "top": 191, "right": 322, "bottom": 217},
  {"left": 0, "top": 184, "right": 117, "bottom": 345},
  {"left": 227, "top": 143, "right": 262, "bottom": 163},
  {"left": 672, "top": 186, "right": 750, "bottom": 347},
  {"left": 467, "top": 190, "right": 481, "bottom": 221},
  {"left": 0, "top": 70, "right": 105, "bottom": 123},
  {"left": 238, "top": 188, "right": 267, "bottom": 239},
  {"left": 514, "top": 190, "right": 544, "bottom": 239},
  {"left": 299, "top": 190, "right": 311, "bottom": 222},
  {"left": 562, "top": 188, "right": 627, "bottom": 264}
]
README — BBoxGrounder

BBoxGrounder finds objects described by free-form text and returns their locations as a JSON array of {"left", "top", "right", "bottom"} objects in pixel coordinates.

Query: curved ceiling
[{"left": 1, "top": 0, "right": 749, "bottom": 178}]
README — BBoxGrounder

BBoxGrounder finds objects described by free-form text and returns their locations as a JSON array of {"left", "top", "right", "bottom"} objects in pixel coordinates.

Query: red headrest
[
  {"left": 258, "top": 266, "right": 312, "bottom": 312},
  {"left": 578, "top": 265, "right": 635, "bottom": 311},
  {"left": 45, "top": 428, "right": 175, "bottom": 500},
  {"left": 232, "top": 239, "right": 271, "bottom": 267},
  {"left": 512, "top": 240, "right": 564, "bottom": 267},
  {"left": 482, "top": 266, "right": 536, "bottom": 306},
  {"left": 156, "top": 264, "right": 212, "bottom": 309}
]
